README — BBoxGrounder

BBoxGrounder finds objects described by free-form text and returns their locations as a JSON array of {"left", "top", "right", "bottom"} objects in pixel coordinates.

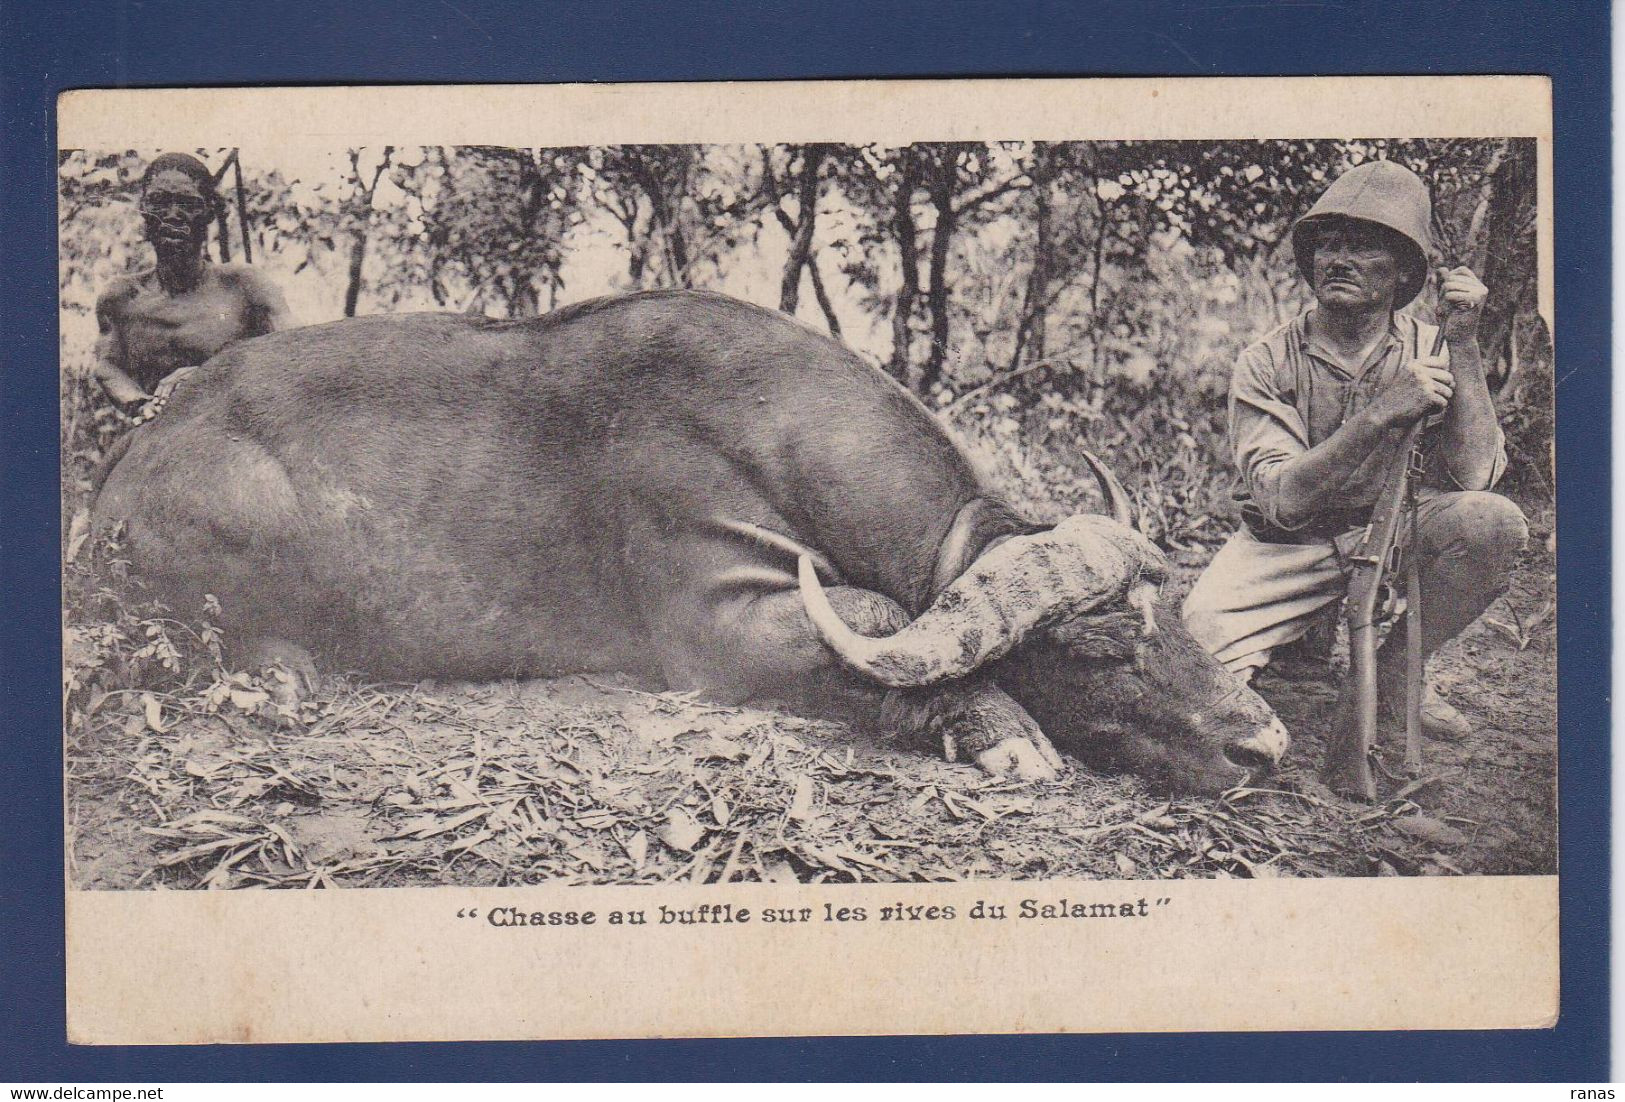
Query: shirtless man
[{"left": 95, "top": 152, "right": 290, "bottom": 410}]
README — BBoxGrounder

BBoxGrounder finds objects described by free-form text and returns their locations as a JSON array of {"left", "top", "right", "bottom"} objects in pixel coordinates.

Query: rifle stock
[{"left": 1325, "top": 419, "right": 1424, "bottom": 799}]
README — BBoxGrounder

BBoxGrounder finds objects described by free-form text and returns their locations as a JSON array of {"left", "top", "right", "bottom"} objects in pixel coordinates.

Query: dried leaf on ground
[
  {"left": 622, "top": 829, "right": 649, "bottom": 868},
  {"left": 142, "top": 694, "right": 167, "bottom": 734},
  {"left": 659, "top": 807, "right": 705, "bottom": 852},
  {"left": 383, "top": 805, "right": 494, "bottom": 841},
  {"left": 786, "top": 774, "right": 815, "bottom": 823},
  {"left": 1391, "top": 814, "right": 1469, "bottom": 848}
]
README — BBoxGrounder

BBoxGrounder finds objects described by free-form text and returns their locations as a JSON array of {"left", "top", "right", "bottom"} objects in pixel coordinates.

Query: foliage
[
  {"left": 57, "top": 138, "right": 1553, "bottom": 551},
  {"left": 62, "top": 527, "right": 320, "bottom": 745},
  {"left": 410, "top": 147, "right": 588, "bottom": 314}
]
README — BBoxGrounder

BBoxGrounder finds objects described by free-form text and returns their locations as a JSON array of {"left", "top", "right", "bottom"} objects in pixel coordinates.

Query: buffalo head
[{"left": 798, "top": 453, "right": 1288, "bottom": 795}]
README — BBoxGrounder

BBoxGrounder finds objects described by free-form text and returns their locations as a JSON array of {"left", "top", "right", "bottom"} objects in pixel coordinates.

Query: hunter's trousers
[{"left": 1181, "top": 490, "right": 1529, "bottom": 680}]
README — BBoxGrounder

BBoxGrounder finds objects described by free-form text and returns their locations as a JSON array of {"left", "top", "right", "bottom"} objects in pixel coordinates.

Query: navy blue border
[{"left": 1, "top": 0, "right": 1608, "bottom": 1082}]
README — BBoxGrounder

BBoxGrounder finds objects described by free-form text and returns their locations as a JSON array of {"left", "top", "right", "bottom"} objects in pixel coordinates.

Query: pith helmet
[{"left": 1291, "top": 160, "right": 1434, "bottom": 307}]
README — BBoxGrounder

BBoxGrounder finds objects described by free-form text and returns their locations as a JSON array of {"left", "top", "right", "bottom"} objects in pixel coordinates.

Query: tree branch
[
  {"left": 941, "top": 353, "right": 1075, "bottom": 419},
  {"left": 952, "top": 173, "right": 1031, "bottom": 218}
]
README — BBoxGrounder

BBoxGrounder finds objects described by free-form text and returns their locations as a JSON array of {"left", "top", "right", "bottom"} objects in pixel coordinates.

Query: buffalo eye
[
  {"left": 1048, "top": 610, "right": 1142, "bottom": 661},
  {"left": 1065, "top": 632, "right": 1137, "bottom": 662}
]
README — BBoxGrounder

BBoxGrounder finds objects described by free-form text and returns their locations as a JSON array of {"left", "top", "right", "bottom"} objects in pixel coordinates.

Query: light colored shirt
[{"left": 1229, "top": 309, "right": 1507, "bottom": 534}]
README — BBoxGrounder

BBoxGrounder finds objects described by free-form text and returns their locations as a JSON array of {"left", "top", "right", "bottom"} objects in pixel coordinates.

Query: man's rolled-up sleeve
[
  {"left": 1486, "top": 427, "right": 1509, "bottom": 488},
  {"left": 1229, "top": 346, "right": 1312, "bottom": 530}
]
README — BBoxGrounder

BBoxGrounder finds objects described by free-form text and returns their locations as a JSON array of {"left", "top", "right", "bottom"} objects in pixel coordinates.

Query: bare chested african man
[{"left": 95, "top": 152, "right": 290, "bottom": 408}]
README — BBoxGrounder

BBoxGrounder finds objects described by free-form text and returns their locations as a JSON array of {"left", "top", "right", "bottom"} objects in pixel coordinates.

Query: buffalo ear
[{"left": 1128, "top": 582, "right": 1162, "bottom": 638}]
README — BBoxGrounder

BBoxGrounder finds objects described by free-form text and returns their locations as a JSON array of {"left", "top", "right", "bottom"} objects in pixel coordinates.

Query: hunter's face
[
  {"left": 1311, "top": 219, "right": 1404, "bottom": 313},
  {"left": 140, "top": 169, "right": 212, "bottom": 251}
]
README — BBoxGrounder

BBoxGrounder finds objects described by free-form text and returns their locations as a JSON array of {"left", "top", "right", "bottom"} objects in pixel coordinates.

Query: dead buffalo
[{"left": 93, "top": 290, "right": 1287, "bottom": 794}]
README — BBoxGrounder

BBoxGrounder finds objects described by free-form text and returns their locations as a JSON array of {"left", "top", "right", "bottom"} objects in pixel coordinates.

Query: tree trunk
[
  {"left": 627, "top": 210, "right": 648, "bottom": 286},
  {"left": 807, "top": 260, "right": 842, "bottom": 338},
  {"left": 647, "top": 189, "right": 676, "bottom": 285},
  {"left": 1087, "top": 199, "right": 1111, "bottom": 372},
  {"left": 628, "top": 152, "right": 690, "bottom": 287},
  {"left": 507, "top": 276, "right": 540, "bottom": 318},
  {"left": 1009, "top": 142, "right": 1053, "bottom": 371},
  {"left": 515, "top": 151, "right": 548, "bottom": 317},
  {"left": 216, "top": 208, "right": 232, "bottom": 263},
  {"left": 764, "top": 145, "right": 842, "bottom": 336},
  {"left": 779, "top": 145, "right": 824, "bottom": 314},
  {"left": 343, "top": 230, "right": 367, "bottom": 317},
  {"left": 341, "top": 148, "right": 392, "bottom": 319},
  {"left": 648, "top": 178, "right": 690, "bottom": 286},
  {"left": 888, "top": 148, "right": 922, "bottom": 385},
  {"left": 920, "top": 147, "right": 958, "bottom": 396},
  {"left": 665, "top": 205, "right": 691, "bottom": 286},
  {"left": 1473, "top": 140, "right": 1534, "bottom": 386}
]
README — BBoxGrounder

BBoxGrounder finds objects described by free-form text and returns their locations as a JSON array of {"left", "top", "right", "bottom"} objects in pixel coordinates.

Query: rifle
[{"left": 1324, "top": 326, "right": 1441, "bottom": 800}]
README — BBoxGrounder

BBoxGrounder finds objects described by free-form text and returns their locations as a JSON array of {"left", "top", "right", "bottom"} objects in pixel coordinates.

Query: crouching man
[{"left": 1181, "top": 160, "right": 1527, "bottom": 755}]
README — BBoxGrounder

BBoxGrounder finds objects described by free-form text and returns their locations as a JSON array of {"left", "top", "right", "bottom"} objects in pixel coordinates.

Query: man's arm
[
  {"left": 1235, "top": 342, "right": 1455, "bottom": 530},
  {"left": 1270, "top": 405, "right": 1413, "bottom": 527},
  {"left": 1431, "top": 267, "right": 1503, "bottom": 489},
  {"left": 240, "top": 268, "right": 292, "bottom": 335},
  {"left": 93, "top": 285, "right": 150, "bottom": 405}
]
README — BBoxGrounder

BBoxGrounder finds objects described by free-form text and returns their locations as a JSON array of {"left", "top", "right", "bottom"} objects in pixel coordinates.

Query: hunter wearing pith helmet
[{"left": 1181, "top": 159, "right": 1527, "bottom": 747}]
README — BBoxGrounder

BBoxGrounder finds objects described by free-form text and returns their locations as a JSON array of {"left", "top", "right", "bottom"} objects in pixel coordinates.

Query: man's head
[
  {"left": 1291, "top": 160, "right": 1432, "bottom": 311},
  {"left": 139, "top": 153, "right": 220, "bottom": 254},
  {"left": 1301, "top": 216, "right": 1415, "bottom": 314}
]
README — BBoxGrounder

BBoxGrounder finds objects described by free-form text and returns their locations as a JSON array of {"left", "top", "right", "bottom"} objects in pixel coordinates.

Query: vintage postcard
[{"left": 59, "top": 77, "right": 1557, "bottom": 1043}]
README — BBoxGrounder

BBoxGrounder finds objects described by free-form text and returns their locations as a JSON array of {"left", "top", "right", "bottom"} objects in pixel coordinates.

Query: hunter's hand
[
  {"left": 1379, "top": 351, "right": 1454, "bottom": 425},
  {"left": 1438, "top": 265, "right": 1488, "bottom": 341}
]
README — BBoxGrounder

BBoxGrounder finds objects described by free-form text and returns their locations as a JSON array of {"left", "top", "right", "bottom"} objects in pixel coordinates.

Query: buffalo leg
[{"left": 662, "top": 585, "right": 1061, "bottom": 781}]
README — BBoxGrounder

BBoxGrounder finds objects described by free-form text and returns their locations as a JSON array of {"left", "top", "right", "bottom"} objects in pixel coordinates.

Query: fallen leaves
[
  {"left": 384, "top": 804, "right": 501, "bottom": 842},
  {"left": 142, "top": 809, "right": 302, "bottom": 889},
  {"left": 71, "top": 659, "right": 1507, "bottom": 890}
]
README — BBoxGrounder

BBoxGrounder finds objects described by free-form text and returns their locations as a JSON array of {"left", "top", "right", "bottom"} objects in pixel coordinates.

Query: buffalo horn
[
  {"left": 1077, "top": 449, "right": 1139, "bottom": 531},
  {"left": 798, "top": 513, "right": 1164, "bottom": 689}
]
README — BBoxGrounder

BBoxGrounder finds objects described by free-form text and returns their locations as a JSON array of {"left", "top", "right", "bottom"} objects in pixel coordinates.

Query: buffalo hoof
[
  {"left": 239, "top": 638, "right": 319, "bottom": 707},
  {"left": 973, "top": 735, "right": 1063, "bottom": 782}
]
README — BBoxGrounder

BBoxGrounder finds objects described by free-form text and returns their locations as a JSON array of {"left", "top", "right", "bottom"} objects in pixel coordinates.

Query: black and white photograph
[{"left": 61, "top": 105, "right": 1554, "bottom": 899}]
